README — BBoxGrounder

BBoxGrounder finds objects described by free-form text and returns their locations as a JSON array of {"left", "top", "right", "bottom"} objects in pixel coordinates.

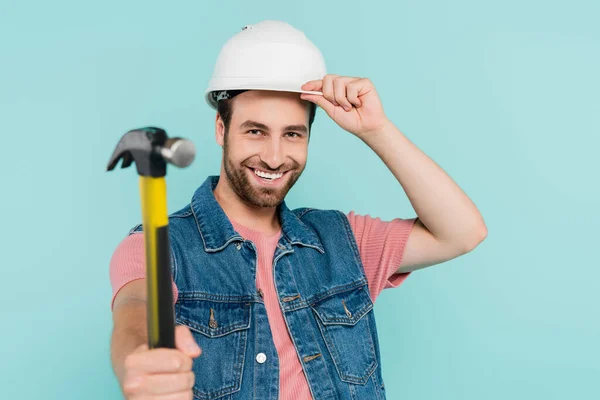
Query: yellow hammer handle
[{"left": 139, "top": 176, "right": 175, "bottom": 349}]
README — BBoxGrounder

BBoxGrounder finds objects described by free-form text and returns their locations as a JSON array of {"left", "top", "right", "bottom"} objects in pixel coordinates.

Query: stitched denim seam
[
  {"left": 306, "top": 280, "right": 368, "bottom": 306},
  {"left": 313, "top": 303, "right": 373, "bottom": 325},
  {"left": 313, "top": 308, "right": 348, "bottom": 382},
  {"left": 191, "top": 202, "right": 243, "bottom": 252},
  {"left": 170, "top": 245, "right": 178, "bottom": 285},
  {"left": 191, "top": 328, "right": 245, "bottom": 399},
  {"left": 178, "top": 292, "right": 259, "bottom": 302},
  {"left": 302, "top": 316, "right": 338, "bottom": 398},
  {"left": 280, "top": 280, "right": 369, "bottom": 313},
  {"left": 289, "top": 241, "right": 325, "bottom": 253},
  {"left": 294, "top": 208, "right": 326, "bottom": 252},
  {"left": 349, "top": 381, "right": 357, "bottom": 400},
  {"left": 336, "top": 210, "right": 367, "bottom": 278},
  {"left": 373, "top": 372, "right": 383, "bottom": 400},
  {"left": 296, "top": 207, "right": 314, "bottom": 218},
  {"left": 234, "top": 314, "right": 249, "bottom": 396},
  {"left": 177, "top": 315, "right": 250, "bottom": 338},
  {"left": 171, "top": 209, "right": 193, "bottom": 218},
  {"left": 310, "top": 289, "right": 378, "bottom": 385}
]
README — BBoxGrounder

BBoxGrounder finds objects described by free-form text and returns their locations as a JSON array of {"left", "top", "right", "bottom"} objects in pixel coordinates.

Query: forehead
[{"left": 229, "top": 90, "right": 309, "bottom": 124}]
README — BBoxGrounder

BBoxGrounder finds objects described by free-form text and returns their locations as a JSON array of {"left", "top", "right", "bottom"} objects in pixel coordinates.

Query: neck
[{"left": 213, "top": 171, "right": 281, "bottom": 235}]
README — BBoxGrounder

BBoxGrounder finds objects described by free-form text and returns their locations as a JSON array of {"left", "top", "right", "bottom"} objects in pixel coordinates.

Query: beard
[{"left": 223, "top": 138, "right": 304, "bottom": 208}]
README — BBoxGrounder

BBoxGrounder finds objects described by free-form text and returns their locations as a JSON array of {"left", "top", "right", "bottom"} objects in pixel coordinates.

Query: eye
[
  {"left": 248, "top": 129, "right": 263, "bottom": 135},
  {"left": 286, "top": 132, "right": 301, "bottom": 138}
]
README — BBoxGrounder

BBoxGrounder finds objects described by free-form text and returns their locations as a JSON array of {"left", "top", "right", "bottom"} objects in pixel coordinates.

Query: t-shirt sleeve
[
  {"left": 109, "top": 232, "right": 179, "bottom": 311},
  {"left": 346, "top": 211, "right": 417, "bottom": 302}
]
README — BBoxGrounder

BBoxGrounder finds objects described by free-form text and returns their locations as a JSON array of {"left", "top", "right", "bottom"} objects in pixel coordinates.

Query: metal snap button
[{"left": 256, "top": 353, "right": 267, "bottom": 364}]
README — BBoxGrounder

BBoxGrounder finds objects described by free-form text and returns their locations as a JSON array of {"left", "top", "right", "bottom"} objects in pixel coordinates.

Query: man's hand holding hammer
[{"left": 111, "top": 280, "right": 201, "bottom": 399}]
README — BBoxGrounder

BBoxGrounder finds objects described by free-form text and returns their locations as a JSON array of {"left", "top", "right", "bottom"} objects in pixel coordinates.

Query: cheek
[
  {"left": 288, "top": 144, "right": 308, "bottom": 166},
  {"left": 226, "top": 138, "right": 260, "bottom": 163}
]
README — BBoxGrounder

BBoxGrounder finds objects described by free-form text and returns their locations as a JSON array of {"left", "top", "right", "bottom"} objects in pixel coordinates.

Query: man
[{"left": 109, "top": 20, "right": 487, "bottom": 400}]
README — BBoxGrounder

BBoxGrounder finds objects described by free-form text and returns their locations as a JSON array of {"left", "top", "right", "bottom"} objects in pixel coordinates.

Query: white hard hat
[{"left": 204, "top": 20, "right": 327, "bottom": 109}]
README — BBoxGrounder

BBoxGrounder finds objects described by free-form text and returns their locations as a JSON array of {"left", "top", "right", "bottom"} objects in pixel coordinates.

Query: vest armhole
[{"left": 335, "top": 210, "right": 368, "bottom": 280}]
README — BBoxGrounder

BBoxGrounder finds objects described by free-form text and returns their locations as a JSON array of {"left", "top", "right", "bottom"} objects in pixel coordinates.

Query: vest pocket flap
[
  {"left": 310, "top": 285, "right": 373, "bottom": 326},
  {"left": 176, "top": 300, "right": 251, "bottom": 338}
]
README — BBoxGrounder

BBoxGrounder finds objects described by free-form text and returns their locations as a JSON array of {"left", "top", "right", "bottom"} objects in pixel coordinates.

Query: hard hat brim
[{"left": 204, "top": 86, "right": 323, "bottom": 110}]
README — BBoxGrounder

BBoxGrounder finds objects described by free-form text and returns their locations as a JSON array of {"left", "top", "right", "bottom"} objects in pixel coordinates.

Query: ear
[{"left": 215, "top": 113, "right": 225, "bottom": 146}]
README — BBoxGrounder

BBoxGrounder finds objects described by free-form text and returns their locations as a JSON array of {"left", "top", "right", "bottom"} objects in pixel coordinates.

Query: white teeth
[{"left": 254, "top": 169, "right": 283, "bottom": 180}]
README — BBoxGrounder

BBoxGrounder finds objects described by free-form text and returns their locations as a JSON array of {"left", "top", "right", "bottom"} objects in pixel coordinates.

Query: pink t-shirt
[{"left": 110, "top": 211, "right": 416, "bottom": 399}]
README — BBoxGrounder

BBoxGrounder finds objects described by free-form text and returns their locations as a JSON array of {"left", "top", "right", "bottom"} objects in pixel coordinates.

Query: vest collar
[{"left": 191, "top": 175, "right": 324, "bottom": 252}]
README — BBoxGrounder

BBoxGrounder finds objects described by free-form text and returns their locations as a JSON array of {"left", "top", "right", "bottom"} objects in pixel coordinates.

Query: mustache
[{"left": 243, "top": 160, "right": 301, "bottom": 173}]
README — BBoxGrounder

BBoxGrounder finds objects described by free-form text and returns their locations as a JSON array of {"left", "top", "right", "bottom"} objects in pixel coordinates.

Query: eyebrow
[{"left": 239, "top": 120, "right": 308, "bottom": 134}]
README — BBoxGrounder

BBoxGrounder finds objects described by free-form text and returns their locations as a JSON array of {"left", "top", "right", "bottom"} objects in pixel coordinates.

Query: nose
[{"left": 260, "top": 136, "right": 284, "bottom": 170}]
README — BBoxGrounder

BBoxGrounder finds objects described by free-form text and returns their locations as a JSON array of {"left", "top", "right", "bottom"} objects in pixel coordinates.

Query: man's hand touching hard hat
[{"left": 300, "top": 75, "right": 389, "bottom": 139}]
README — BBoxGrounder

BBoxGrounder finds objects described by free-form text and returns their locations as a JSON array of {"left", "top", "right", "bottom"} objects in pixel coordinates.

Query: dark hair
[{"left": 216, "top": 91, "right": 317, "bottom": 134}]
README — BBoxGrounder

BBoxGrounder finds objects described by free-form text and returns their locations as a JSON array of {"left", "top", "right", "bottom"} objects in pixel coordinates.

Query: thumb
[
  {"left": 300, "top": 93, "right": 335, "bottom": 116},
  {"left": 175, "top": 324, "right": 202, "bottom": 358}
]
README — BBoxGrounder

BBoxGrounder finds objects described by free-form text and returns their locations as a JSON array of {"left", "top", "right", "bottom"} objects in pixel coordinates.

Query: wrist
[{"left": 357, "top": 117, "right": 395, "bottom": 142}]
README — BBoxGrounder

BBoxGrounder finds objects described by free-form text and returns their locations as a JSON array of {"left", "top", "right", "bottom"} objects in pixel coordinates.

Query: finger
[
  {"left": 300, "top": 93, "right": 335, "bottom": 116},
  {"left": 322, "top": 74, "right": 337, "bottom": 106},
  {"left": 133, "top": 343, "right": 149, "bottom": 353},
  {"left": 346, "top": 79, "right": 363, "bottom": 108},
  {"left": 301, "top": 80, "right": 323, "bottom": 92},
  {"left": 333, "top": 77, "right": 353, "bottom": 112},
  {"left": 348, "top": 78, "right": 373, "bottom": 101},
  {"left": 124, "top": 348, "right": 193, "bottom": 374},
  {"left": 127, "top": 371, "right": 195, "bottom": 395},
  {"left": 175, "top": 325, "right": 202, "bottom": 358}
]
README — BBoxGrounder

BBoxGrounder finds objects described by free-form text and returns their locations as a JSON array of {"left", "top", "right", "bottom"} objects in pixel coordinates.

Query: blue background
[{"left": 1, "top": 0, "right": 598, "bottom": 398}]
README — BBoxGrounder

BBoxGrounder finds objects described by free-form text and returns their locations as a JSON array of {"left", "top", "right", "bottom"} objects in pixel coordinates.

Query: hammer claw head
[
  {"left": 121, "top": 153, "right": 133, "bottom": 169},
  {"left": 106, "top": 127, "right": 168, "bottom": 177}
]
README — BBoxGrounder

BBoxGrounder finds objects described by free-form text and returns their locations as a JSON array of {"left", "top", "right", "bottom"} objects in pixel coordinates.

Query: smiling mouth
[{"left": 248, "top": 167, "right": 287, "bottom": 182}]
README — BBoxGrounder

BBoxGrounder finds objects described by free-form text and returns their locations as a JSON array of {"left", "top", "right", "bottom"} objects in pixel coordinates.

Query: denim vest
[{"left": 129, "top": 176, "right": 387, "bottom": 399}]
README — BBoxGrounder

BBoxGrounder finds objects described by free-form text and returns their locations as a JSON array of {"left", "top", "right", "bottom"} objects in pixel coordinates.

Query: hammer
[{"left": 106, "top": 127, "right": 196, "bottom": 349}]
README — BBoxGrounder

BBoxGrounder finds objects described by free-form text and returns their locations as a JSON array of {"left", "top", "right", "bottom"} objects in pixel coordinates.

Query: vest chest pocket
[
  {"left": 310, "top": 284, "right": 378, "bottom": 385},
  {"left": 176, "top": 299, "right": 251, "bottom": 400}
]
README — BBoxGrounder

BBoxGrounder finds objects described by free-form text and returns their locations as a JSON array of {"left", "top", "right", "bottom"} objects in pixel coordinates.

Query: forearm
[
  {"left": 360, "top": 119, "right": 487, "bottom": 247},
  {"left": 110, "top": 300, "right": 148, "bottom": 386}
]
